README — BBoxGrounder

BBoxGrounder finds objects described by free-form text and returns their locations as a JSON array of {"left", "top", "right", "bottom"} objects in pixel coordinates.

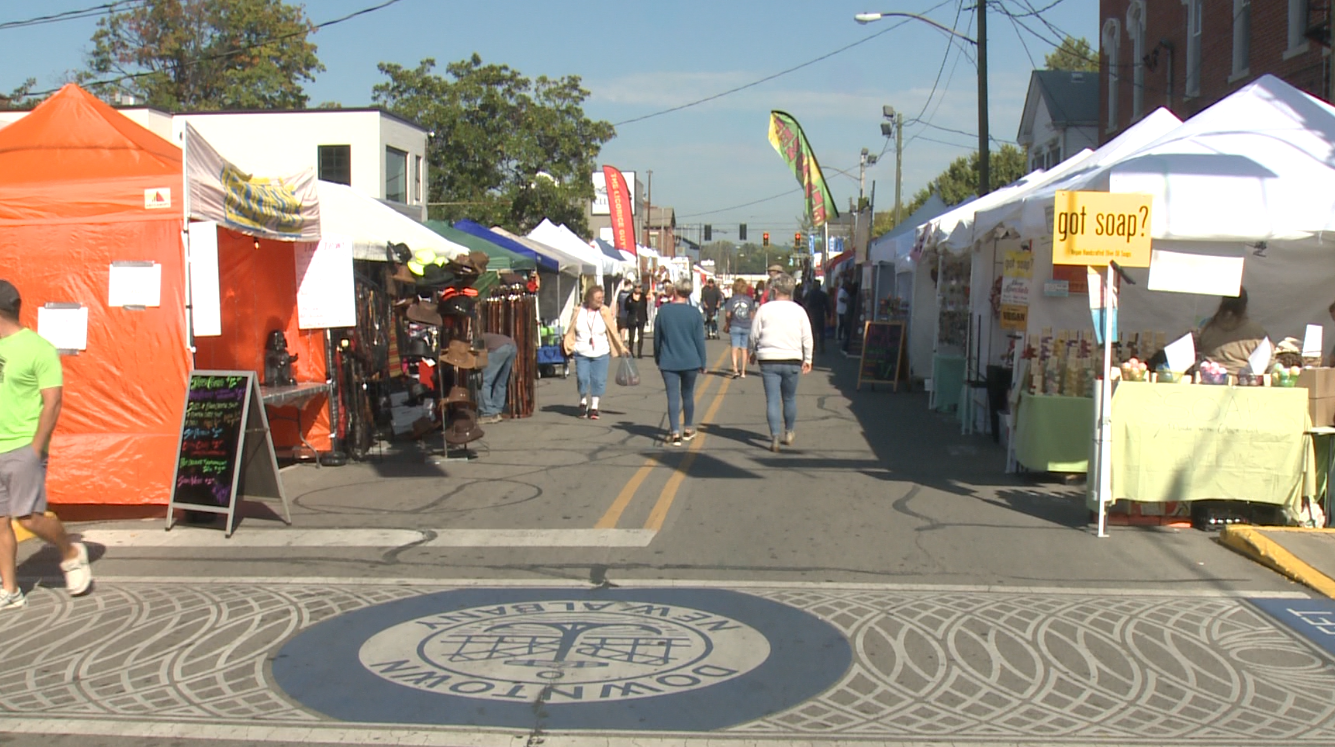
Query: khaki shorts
[{"left": 0, "top": 445, "right": 46, "bottom": 518}]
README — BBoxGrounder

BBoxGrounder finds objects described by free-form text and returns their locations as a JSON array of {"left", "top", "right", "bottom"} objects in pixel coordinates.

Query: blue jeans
[
  {"left": 730, "top": 328, "right": 751, "bottom": 349},
  {"left": 661, "top": 369, "right": 699, "bottom": 434},
  {"left": 760, "top": 362, "right": 801, "bottom": 437},
  {"left": 573, "top": 353, "right": 610, "bottom": 397},
  {"left": 480, "top": 342, "right": 517, "bottom": 416}
]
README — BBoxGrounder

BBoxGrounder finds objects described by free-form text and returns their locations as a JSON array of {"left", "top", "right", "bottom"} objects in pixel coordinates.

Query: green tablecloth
[
  {"left": 1093, "top": 382, "right": 1315, "bottom": 514},
  {"left": 1014, "top": 392, "right": 1093, "bottom": 473},
  {"left": 932, "top": 354, "right": 965, "bottom": 413}
]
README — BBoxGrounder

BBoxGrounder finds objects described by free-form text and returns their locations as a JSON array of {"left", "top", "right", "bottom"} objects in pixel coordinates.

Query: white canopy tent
[
  {"left": 316, "top": 181, "right": 469, "bottom": 261},
  {"left": 1019, "top": 75, "right": 1335, "bottom": 344},
  {"left": 529, "top": 219, "right": 615, "bottom": 279},
  {"left": 975, "top": 108, "right": 1183, "bottom": 242}
]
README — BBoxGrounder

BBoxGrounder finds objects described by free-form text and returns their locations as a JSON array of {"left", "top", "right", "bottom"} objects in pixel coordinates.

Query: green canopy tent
[{"left": 424, "top": 220, "right": 536, "bottom": 272}]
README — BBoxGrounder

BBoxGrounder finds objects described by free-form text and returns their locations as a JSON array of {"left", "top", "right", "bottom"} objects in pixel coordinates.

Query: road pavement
[{"left": 5, "top": 337, "right": 1333, "bottom": 746}]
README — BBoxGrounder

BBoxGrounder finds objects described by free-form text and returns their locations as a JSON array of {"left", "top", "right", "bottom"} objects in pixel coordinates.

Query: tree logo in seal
[
  {"left": 272, "top": 587, "right": 853, "bottom": 731},
  {"left": 359, "top": 600, "right": 770, "bottom": 702}
]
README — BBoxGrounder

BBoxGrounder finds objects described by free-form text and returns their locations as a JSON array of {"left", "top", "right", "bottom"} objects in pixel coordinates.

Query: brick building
[{"left": 1099, "top": 0, "right": 1329, "bottom": 142}]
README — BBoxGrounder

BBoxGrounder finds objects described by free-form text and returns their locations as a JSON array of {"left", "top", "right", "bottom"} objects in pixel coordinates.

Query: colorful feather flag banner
[{"left": 768, "top": 110, "right": 838, "bottom": 228}]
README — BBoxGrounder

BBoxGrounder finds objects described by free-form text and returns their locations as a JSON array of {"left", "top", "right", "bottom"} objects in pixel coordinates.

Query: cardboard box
[{"left": 1296, "top": 368, "right": 1335, "bottom": 426}]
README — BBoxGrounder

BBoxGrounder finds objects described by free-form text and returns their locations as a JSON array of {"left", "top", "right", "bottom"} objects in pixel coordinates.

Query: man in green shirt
[{"left": 0, "top": 279, "right": 91, "bottom": 609}]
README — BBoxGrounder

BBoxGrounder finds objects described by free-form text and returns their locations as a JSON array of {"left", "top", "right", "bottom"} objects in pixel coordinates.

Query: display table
[
  {"left": 1013, "top": 392, "right": 1094, "bottom": 473},
  {"left": 261, "top": 382, "right": 333, "bottom": 464},
  {"left": 1092, "top": 382, "right": 1315, "bottom": 515},
  {"left": 931, "top": 354, "right": 965, "bottom": 412}
]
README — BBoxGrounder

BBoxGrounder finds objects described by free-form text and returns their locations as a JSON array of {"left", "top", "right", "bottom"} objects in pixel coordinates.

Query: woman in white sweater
[{"left": 748, "top": 273, "right": 813, "bottom": 452}]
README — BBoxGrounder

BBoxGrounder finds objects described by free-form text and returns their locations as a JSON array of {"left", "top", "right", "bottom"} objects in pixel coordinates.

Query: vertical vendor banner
[
  {"left": 1086, "top": 266, "right": 1119, "bottom": 345},
  {"left": 768, "top": 111, "right": 839, "bottom": 228},
  {"left": 999, "top": 250, "right": 1032, "bottom": 331},
  {"left": 185, "top": 124, "right": 321, "bottom": 242},
  {"left": 602, "top": 165, "right": 637, "bottom": 256}
]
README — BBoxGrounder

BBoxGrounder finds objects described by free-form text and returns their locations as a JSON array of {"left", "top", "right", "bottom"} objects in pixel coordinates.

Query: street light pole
[
  {"left": 856, "top": 9, "right": 989, "bottom": 196},
  {"left": 976, "top": 1, "right": 990, "bottom": 196}
]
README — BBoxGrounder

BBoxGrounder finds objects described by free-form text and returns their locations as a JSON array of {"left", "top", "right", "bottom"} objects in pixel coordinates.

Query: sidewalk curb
[{"left": 1219, "top": 525, "right": 1335, "bottom": 598}]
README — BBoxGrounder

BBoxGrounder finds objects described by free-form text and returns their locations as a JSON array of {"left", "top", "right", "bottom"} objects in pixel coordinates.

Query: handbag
[{"left": 615, "top": 356, "right": 641, "bottom": 387}]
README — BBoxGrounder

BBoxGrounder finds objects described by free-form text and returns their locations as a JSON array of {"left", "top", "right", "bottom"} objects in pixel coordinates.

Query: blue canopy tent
[{"left": 454, "top": 219, "right": 560, "bottom": 273}]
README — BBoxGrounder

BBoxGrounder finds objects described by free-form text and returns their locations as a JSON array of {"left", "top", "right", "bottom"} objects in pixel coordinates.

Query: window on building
[
  {"left": 1127, "top": 1, "right": 1146, "bottom": 120},
  {"left": 1185, "top": 0, "right": 1203, "bottom": 97},
  {"left": 1288, "top": 0, "right": 1310, "bottom": 55},
  {"left": 385, "top": 146, "right": 408, "bottom": 203},
  {"left": 1102, "top": 19, "right": 1121, "bottom": 132},
  {"left": 414, "top": 156, "right": 424, "bottom": 203},
  {"left": 1232, "top": 0, "right": 1251, "bottom": 78},
  {"left": 317, "top": 145, "right": 351, "bottom": 186}
]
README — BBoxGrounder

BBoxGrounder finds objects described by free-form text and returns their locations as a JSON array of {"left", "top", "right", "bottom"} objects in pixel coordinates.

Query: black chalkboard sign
[
  {"left": 858, "top": 321, "right": 907, "bottom": 391},
  {"left": 166, "top": 371, "right": 290, "bottom": 536}
]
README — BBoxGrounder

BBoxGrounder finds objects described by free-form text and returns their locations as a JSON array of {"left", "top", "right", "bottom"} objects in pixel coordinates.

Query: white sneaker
[
  {"left": 0, "top": 588, "right": 26, "bottom": 610},
  {"left": 60, "top": 542, "right": 92, "bottom": 596}
]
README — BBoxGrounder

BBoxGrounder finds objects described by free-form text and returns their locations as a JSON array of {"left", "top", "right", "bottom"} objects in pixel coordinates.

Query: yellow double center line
[{"left": 596, "top": 347, "right": 734, "bottom": 531}]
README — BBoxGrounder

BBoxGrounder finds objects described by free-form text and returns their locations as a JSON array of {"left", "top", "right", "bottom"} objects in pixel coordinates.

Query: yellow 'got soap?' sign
[{"left": 1052, "top": 190, "right": 1152, "bottom": 267}]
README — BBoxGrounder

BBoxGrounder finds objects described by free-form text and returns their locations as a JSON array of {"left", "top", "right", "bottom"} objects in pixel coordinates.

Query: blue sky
[{"left": 0, "top": 0, "right": 1097, "bottom": 238}]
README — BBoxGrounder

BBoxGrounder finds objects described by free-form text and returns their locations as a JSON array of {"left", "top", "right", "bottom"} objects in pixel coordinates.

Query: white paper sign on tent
[
  {"left": 296, "top": 235, "right": 356, "bottom": 330},
  {"left": 108, "top": 261, "right": 162, "bottom": 308},
  {"left": 188, "top": 220, "right": 222, "bottom": 337},
  {"left": 1249, "top": 337, "right": 1273, "bottom": 376},
  {"left": 1304, "top": 324, "right": 1324, "bottom": 358},
  {"left": 1163, "top": 333, "right": 1196, "bottom": 373},
  {"left": 37, "top": 305, "right": 89, "bottom": 352},
  {"left": 1146, "top": 249, "right": 1244, "bottom": 296}
]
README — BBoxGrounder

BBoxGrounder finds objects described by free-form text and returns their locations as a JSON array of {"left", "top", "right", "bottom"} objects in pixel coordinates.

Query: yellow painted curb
[
  {"left": 11, "top": 511, "right": 57, "bottom": 543},
  {"left": 1219, "top": 525, "right": 1335, "bottom": 599}
]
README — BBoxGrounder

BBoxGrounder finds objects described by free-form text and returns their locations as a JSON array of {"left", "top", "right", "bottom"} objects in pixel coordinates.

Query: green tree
[
  {"left": 903, "top": 144, "right": 1028, "bottom": 215},
  {"left": 82, "top": 0, "right": 323, "bottom": 110},
  {"left": 373, "top": 55, "right": 616, "bottom": 236},
  {"left": 1044, "top": 36, "right": 1098, "bottom": 73},
  {"left": 0, "top": 78, "right": 35, "bottom": 110}
]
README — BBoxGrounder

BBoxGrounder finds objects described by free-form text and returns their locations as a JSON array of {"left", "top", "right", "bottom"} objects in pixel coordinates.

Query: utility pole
[
  {"left": 883, "top": 106, "right": 904, "bottom": 227},
  {"left": 977, "top": 0, "right": 990, "bottom": 196},
  {"left": 644, "top": 169, "right": 653, "bottom": 249}
]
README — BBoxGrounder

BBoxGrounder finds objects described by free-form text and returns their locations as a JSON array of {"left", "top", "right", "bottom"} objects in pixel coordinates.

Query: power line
[
  {"left": 677, "top": 188, "right": 802, "bottom": 219},
  {"left": 0, "top": 1, "right": 145, "bottom": 31},
  {"left": 612, "top": 0, "right": 956, "bottom": 127},
  {"left": 28, "top": 0, "right": 404, "bottom": 97}
]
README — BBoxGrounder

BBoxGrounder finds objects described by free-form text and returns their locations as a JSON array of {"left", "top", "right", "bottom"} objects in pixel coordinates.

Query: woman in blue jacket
[{"left": 654, "top": 278, "right": 708, "bottom": 447}]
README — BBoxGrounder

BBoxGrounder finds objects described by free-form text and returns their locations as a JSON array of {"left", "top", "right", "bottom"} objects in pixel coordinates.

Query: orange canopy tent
[
  {"left": 0, "top": 85, "right": 191, "bottom": 505},
  {"left": 0, "top": 85, "right": 332, "bottom": 505}
]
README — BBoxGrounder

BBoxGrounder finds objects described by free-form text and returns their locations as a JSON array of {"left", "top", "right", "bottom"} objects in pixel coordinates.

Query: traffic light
[
  {"left": 762, "top": 232, "right": 770, "bottom": 247},
  {"left": 739, "top": 223, "right": 747, "bottom": 241},
  {"left": 794, "top": 231, "right": 802, "bottom": 246},
  {"left": 704, "top": 224, "right": 712, "bottom": 241}
]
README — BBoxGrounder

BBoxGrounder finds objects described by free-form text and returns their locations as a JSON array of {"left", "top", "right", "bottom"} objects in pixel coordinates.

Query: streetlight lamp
[{"left": 855, "top": 9, "right": 990, "bottom": 196}]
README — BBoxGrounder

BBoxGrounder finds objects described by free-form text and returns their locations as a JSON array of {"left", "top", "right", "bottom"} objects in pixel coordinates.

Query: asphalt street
[{"left": 5, "top": 337, "right": 1333, "bottom": 746}]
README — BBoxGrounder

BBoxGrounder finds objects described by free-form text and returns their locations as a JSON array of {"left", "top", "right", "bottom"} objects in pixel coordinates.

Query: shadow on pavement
[{"left": 820, "top": 347, "right": 1083, "bottom": 529}]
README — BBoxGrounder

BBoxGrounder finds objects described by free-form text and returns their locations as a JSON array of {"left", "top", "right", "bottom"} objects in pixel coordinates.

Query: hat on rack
[
  {"left": 405, "top": 300, "right": 443, "bottom": 326},
  {"left": 445, "top": 409, "right": 485, "bottom": 446},
  {"left": 444, "top": 386, "right": 473, "bottom": 405},
  {"left": 440, "top": 294, "right": 476, "bottom": 317},
  {"left": 441, "top": 339, "right": 479, "bottom": 369}
]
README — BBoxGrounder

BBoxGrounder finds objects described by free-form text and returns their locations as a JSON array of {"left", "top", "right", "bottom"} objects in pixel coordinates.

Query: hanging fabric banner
[
  {"left": 602, "top": 165, "right": 637, "bottom": 256},
  {"left": 185, "top": 123, "right": 320, "bottom": 242},
  {"left": 767, "top": 110, "right": 839, "bottom": 228}
]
